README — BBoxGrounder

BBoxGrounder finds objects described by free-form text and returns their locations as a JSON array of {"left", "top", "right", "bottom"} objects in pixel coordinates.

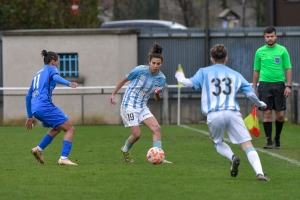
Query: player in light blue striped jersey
[
  {"left": 175, "top": 44, "right": 270, "bottom": 181},
  {"left": 110, "top": 43, "right": 172, "bottom": 164}
]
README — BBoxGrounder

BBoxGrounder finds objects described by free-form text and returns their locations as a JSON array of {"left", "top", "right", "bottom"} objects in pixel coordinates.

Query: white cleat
[
  {"left": 57, "top": 158, "right": 77, "bottom": 166},
  {"left": 162, "top": 159, "right": 172, "bottom": 164}
]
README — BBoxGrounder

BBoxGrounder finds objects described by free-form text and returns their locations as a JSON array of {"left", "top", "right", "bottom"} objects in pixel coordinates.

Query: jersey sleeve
[
  {"left": 48, "top": 66, "right": 59, "bottom": 78},
  {"left": 239, "top": 75, "right": 254, "bottom": 94},
  {"left": 253, "top": 50, "right": 261, "bottom": 71},
  {"left": 190, "top": 68, "right": 204, "bottom": 90},
  {"left": 283, "top": 48, "right": 292, "bottom": 69},
  {"left": 25, "top": 84, "right": 33, "bottom": 118},
  {"left": 126, "top": 66, "right": 141, "bottom": 81}
]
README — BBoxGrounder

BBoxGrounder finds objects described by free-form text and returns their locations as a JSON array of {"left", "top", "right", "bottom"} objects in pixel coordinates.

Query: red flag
[{"left": 243, "top": 105, "right": 260, "bottom": 137}]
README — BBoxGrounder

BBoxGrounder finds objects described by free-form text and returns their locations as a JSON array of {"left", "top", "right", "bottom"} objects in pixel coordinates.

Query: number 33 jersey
[{"left": 190, "top": 64, "right": 254, "bottom": 115}]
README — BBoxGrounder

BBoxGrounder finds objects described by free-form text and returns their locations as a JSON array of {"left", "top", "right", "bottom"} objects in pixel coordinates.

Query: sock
[
  {"left": 153, "top": 141, "right": 162, "bottom": 148},
  {"left": 275, "top": 120, "right": 284, "bottom": 141},
  {"left": 122, "top": 140, "right": 133, "bottom": 152},
  {"left": 61, "top": 140, "right": 72, "bottom": 159},
  {"left": 214, "top": 142, "right": 234, "bottom": 160},
  {"left": 246, "top": 147, "right": 264, "bottom": 176},
  {"left": 263, "top": 122, "right": 272, "bottom": 144},
  {"left": 38, "top": 134, "right": 53, "bottom": 151}
]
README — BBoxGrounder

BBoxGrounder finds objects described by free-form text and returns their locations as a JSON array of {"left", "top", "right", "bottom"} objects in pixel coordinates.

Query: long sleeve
[{"left": 52, "top": 74, "right": 71, "bottom": 86}]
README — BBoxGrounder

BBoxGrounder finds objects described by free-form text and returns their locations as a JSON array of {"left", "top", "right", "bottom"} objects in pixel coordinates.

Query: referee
[{"left": 252, "top": 26, "right": 292, "bottom": 149}]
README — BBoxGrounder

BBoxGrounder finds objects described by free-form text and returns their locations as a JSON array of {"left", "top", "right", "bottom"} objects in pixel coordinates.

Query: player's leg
[
  {"left": 258, "top": 82, "right": 274, "bottom": 149},
  {"left": 30, "top": 111, "right": 62, "bottom": 164},
  {"left": 240, "top": 141, "right": 270, "bottom": 181},
  {"left": 227, "top": 111, "right": 269, "bottom": 181},
  {"left": 142, "top": 107, "right": 171, "bottom": 163},
  {"left": 120, "top": 108, "right": 141, "bottom": 162},
  {"left": 273, "top": 82, "right": 286, "bottom": 149}
]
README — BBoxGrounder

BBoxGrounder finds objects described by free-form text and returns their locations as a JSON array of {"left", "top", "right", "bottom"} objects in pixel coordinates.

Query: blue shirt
[
  {"left": 122, "top": 65, "right": 166, "bottom": 109},
  {"left": 190, "top": 64, "right": 254, "bottom": 115},
  {"left": 26, "top": 65, "right": 59, "bottom": 116}
]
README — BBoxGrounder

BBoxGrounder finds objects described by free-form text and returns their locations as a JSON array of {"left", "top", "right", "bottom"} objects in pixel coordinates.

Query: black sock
[
  {"left": 263, "top": 122, "right": 272, "bottom": 144},
  {"left": 275, "top": 120, "right": 284, "bottom": 141}
]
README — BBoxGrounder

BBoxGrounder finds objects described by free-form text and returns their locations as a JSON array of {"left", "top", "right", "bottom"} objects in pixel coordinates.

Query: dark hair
[
  {"left": 148, "top": 43, "right": 163, "bottom": 62},
  {"left": 264, "top": 26, "right": 276, "bottom": 35},
  {"left": 210, "top": 44, "right": 227, "bottom": 62},
  {"left": 41, "top": 50, "right": 58, "bottom": 64}
]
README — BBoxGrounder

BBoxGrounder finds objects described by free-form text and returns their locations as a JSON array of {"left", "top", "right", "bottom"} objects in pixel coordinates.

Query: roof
[
  {"left": 101, "top": 20, "right": 187, "bottom": 29},
  {"left": 218, "top": 8, "right": 240, "bottom": 20}
]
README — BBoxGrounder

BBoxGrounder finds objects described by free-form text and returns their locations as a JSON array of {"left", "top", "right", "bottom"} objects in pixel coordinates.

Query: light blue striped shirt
[
  {"left": 190, "top": 64, "right": 254, "bottom": 115},
  {"left": 121, "top": 65, "right": 166, "bottom": 109}
]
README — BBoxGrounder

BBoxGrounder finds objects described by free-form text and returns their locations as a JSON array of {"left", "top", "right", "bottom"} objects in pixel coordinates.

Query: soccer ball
[{"left": 146, "top": 147, "right": 165, "bottom": 164}]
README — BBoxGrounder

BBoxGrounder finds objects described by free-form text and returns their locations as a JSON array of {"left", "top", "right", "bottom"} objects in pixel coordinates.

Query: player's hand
[
  {"left": 25, "top": 118, "right": 34, "bottom": 130},
  {"left": 154, "top": 88, "right": 163, "bottom": 94},
  {"left": 70, "top": 82, "right": 78, "bottom": 88},
  {"left": 110, "top": 94, "right": 116, "bottom": 105},
  {"left": 259, "top": 101, "right": 267, "bottom": 109},
  {"left": 284, "top": 87, "right": 291, "bottom": 98}
]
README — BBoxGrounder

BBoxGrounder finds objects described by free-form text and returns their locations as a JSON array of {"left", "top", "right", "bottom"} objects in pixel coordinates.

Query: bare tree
[{"left": 176, "top": 0, "right": 204, "bottom": 27}]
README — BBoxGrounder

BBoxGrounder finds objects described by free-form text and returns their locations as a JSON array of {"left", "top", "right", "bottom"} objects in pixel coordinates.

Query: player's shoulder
[
  {"left": 275, "top": 44, "right": 288, "bottom": 51},
  {"left": 136, "top": 65, "right": 149, "bottom": 70},
  {"left": 157, "top": 71, "right": 166, "bottom": 78}
]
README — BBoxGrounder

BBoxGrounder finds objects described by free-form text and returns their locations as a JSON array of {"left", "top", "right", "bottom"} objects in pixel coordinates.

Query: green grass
[{"left": 0, "top": 123, "right": 300, "bottom": 200}]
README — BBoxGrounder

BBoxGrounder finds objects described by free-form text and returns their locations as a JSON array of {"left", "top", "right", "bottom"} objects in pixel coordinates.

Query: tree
[
  {"left": 0, "top": 0, "right": 100, "bottom": 30},
  {"left": 176, "top": 0, "right": 204, "bottom": 27},
  {"left": 113, "top": 0, "right": 159, "bottom": 20}
]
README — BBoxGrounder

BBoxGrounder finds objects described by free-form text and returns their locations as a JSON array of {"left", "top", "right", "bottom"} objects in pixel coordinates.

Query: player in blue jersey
[
  {"left": 110, "top": 43, "right": 172, "bottom": 164},
  {"left": 25, "top": 50, "right": 78, "bottom": 166},
  {"left": 175, "top": 44, "right": 270, "bottom": 181}
]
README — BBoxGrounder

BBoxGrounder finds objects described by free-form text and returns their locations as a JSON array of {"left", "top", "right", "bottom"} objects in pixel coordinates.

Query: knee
[
  {"left": 263, "top": 111, "right": 272, "bottom": 119},
  {"left": 151, "top": 124, "right": 161, "bottom": 134},
  {"left": 132, "top": 131, "right": 141, "bottom": 139}
]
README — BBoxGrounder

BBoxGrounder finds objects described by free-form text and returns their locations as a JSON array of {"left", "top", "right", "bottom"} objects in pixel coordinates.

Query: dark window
[{"left": 57, "top": 53, "right": 78, "bottom": 77}]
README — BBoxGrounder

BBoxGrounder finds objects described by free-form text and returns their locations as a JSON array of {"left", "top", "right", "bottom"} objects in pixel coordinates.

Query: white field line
[{"left": 180, "top": 125, "right": 300, "bottom": 166}]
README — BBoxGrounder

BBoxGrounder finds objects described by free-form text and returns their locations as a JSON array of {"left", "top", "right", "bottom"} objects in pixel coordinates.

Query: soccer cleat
[
  {"left": 57, "top": 158, "right": 77, "bottom": 166},
  {"left": 161, "top": 159, "right": 172, "bottom": 164},
  {"left": 230, "top": 155, "right": 240, "bottom": 177},
  {"left": 263, "top": 144, "right": 274, "bottom": 149},
  {"left": 121, "top": 147, "right": 134, "bottom": 163},
  {"left": 31, "top": 147, "right": 44, "bottom": 164},
  {"left": 273, "top": 140, "right": 281, "bottom": 149},
  {"left": 257, "top": 174, "right": 270, "bottom": 181}
]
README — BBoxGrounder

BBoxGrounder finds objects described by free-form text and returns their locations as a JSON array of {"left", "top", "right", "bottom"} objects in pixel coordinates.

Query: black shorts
[{"left": 257, "top": 82, "right": 286, "bottom": 111}]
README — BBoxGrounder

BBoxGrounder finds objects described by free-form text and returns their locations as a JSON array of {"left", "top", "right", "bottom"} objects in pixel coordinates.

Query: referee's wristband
[{"left": 286, "top": 85, "right": 291, "bottom": 89}]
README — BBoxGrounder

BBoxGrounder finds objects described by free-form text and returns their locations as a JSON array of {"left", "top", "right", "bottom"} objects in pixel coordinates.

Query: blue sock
[
  {"left": 61, "top": 140, "right": 72, "bottom": 158},
  {"left": 38, "top": 134, "right": 53, "bottom": 150},
  {"left": 153, "top": 140, "right": 162, "bottom": 148}
]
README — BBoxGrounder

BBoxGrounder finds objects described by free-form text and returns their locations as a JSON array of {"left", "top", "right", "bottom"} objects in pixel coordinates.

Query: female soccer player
[
  {"left": 109, "top": 43, "right": 171, "bottom": 164},
  {"left": 25, "top": 50, "right": 78, "bottom": 165}
]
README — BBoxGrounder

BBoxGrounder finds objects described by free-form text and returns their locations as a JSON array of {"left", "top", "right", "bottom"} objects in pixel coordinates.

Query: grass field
[{"left": 0, "top": 123, "right": 300, "bottom": 200}]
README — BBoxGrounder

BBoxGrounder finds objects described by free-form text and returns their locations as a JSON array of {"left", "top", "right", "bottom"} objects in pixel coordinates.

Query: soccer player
[
  {"left": 175, "top": 44, "right": 270, "bottom": 181},
  {"left": 253, "top": 26, "right": 292, "bottom": 149},
  {"left": 109, "top": 43, "right": 172, "bottom": 164},
  {"left": 25, "top": 50, "right": 78, "bottom": 165}
]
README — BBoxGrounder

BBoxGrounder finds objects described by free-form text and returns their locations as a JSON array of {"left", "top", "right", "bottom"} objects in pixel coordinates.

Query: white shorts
[
  {"left": 120, "top": 107, "right": 153, "bottom": 127},
  {"left": 207, "top": 110, "right": 252, "bottom": 144}
]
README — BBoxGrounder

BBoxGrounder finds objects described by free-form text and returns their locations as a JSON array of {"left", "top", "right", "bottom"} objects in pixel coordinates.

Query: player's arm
[
  {"left": 110, "top": 77, "right": 128, "bottom": 105},
  {"left": 25, "top": 86, "right": 34, "bottom": 130},
  {"left": 240, "top": 77, "right": 266, "bottom": 108},
  {"left": 253, "top": 51, "right": 261, "bottom": 93},
  {"left": 175, "top": 71, "right": 193, "bottom": 87},
  {"left": 52, "top": 74, "right": 77, "bottom": 88}
]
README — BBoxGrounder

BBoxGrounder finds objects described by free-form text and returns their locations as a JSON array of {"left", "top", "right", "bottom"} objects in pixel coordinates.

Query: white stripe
[{"left": 180, "top": 125, "right": 300, "bottom": 166}]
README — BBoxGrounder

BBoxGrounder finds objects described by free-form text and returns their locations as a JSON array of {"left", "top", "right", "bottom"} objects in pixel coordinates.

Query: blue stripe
[
  {"left": 245, "top": 147, "right": 256, "bottom": 155},
  {"left": 205, "top": 75, "right": 211, "bottom": 113},
  {"left": 214, "top": 70, "right": 220, "bottom": 111},
  {"left": 224, "top": 70, "right": 229, "bottom": 110}
]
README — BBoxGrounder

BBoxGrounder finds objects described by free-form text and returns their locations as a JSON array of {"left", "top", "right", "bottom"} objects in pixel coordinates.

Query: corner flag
[
  {"left": 178, "top": 64, "right": 184, "bottom": 88},
  {"left": 243, "top": 105, "right": 260, "bottom": 137}
]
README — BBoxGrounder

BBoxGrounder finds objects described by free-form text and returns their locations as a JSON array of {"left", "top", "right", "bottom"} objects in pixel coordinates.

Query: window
[{"left": 58, "top": 53, "right": 79, "bottom": 77}]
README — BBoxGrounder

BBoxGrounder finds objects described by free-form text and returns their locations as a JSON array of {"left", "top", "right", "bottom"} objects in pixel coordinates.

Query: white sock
[
  {"left": 215, "top": 142, "right": 234, "bottom": 160},
  {"left": 60, "top": 156, "right": 68, "bottom": 160},
  {"left": 37, "top": 146, "right": 43, "bottom": 152},
  {"left": 246, "top": 147, "right": 263, "bottom": 175}
]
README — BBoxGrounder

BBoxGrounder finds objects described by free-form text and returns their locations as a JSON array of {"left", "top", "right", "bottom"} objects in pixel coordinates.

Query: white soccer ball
[{"left": 146, "top": 147, "right": 165, "bottom": 164}]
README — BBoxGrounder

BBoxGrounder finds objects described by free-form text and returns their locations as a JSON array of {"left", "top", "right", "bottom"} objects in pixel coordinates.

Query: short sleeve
[{"left": 126, "top": 66, "right": 141, "bottom": 81}]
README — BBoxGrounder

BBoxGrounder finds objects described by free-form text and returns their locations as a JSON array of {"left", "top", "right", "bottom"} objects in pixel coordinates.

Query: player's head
[
  {"left": 210, "top": 44, "right": 228, "bottom": 64},
  {"left": 41, "top": 50, "right": 59, "bottom": 67},
  {"left": 263, "top": 26, "right": 277, "bottom": 46},
  {"left": 148, "top": 43, "right": 163, "bottom": 74}
]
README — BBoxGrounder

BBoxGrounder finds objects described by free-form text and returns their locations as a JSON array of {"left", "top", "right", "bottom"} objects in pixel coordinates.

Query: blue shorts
[{"left": 33, "top": 107, "right": 68, "bottom": 129}]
